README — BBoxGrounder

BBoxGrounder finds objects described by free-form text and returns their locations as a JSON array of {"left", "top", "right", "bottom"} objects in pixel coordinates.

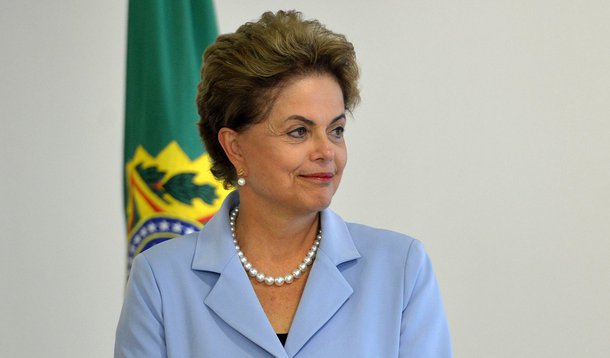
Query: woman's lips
[{"left": 300, "top": 172, "right": 335, "bottom": 182}]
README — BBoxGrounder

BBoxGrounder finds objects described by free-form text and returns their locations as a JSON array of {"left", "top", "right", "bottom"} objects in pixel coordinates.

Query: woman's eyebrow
[{"left": 285, "top": 113, "right": 346, "bottom": 125}]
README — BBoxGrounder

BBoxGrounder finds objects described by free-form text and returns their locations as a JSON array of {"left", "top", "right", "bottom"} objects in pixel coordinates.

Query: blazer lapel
[
  {"left": 204, "top": 255, "right": 287, "bottom": 358},
  {"left": 284, "top": 209, "right": 361, "bottom": 357}
]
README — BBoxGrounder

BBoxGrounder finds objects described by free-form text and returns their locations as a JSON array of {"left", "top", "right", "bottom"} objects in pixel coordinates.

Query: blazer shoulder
[
  {"left": 343, "top": 222, "right": 427, "bottom": 267},
  {"left": 137, "top": 232, "right": 199, "bottom": 268},
  {"left": 345, "top": 222, "right": 417, "bottom": 248}
]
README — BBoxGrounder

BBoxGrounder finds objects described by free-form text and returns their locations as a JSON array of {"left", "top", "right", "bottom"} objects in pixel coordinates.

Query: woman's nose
[{"left": 310, "top": 134, "right": 334, "bottom": 162}]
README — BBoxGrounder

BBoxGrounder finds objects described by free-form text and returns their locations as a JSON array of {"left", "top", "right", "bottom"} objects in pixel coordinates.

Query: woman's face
[{"left": 236, "top": 74, "right": 347, "bottom": 215}]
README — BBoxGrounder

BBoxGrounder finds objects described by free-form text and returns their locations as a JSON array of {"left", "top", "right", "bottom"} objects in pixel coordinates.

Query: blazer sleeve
[
  {"left": 115, "top": 254, "right": 167, "bottom": 358},
  {"left": 399, "top": 240, "right": 452, "bottom": 357}
]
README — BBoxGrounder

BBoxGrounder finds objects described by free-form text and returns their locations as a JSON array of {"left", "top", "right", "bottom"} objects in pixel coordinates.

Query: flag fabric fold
[{"left": 124, "top": 0, "right": 229, "bottom": 271}]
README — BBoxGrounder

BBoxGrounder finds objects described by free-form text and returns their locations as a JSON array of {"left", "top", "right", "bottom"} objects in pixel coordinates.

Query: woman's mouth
[{"left": 300, "top": 172, "right": 335, "bottom": 182}]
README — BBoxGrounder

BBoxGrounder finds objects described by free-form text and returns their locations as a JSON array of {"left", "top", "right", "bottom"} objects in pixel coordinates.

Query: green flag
[{"left": 124, "top": 0, "right": 229, "bottom": 270}]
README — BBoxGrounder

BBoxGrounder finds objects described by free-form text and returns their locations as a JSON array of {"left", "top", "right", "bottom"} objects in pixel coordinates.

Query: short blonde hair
[{"left": 197, "top": 10, "right": 360, "bottom": 188}]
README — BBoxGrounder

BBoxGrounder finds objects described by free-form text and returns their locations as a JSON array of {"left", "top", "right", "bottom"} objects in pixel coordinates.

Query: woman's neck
[{"left": 233, "top": 197, "right": 320, "bottom": 273}]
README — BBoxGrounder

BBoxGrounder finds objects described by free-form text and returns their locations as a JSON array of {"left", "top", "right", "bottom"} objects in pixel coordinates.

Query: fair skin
[{"left": 218, "top": 73, "right": 347, "bottom": 333}]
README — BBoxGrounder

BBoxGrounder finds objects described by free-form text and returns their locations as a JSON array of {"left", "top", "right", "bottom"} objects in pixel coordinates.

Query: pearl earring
[{"left": 237, "top": 168, "right": 246, "bottom": 186}]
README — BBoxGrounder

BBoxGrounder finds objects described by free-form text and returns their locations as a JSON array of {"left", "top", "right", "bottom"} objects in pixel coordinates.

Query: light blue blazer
[{"left": 115, "top": 192, "right": 451, "bottom": 357}]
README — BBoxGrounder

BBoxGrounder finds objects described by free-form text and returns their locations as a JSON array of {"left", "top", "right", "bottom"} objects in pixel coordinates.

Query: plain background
[{"left": 1, "top": 0, "right": 609, "bottom": 357}]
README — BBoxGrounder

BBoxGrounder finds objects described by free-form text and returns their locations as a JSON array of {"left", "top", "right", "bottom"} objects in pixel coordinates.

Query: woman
[{"left": 116, "top": 10, "right": 451, "bottom": 357}]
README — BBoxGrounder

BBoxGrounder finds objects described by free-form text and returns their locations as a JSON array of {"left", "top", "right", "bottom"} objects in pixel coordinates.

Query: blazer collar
[
  {"left": 191, "top": 190, "right": 238, "bottom": 273},
  {"left": 192, "top": 191, "right": 361, "bottom": 357},
  {"left": 192, "top": 191, "right": 361, "bottom": 271}
]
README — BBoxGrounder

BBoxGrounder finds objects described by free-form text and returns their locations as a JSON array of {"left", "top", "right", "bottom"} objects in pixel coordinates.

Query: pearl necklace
[{"left": 229, "top": 206, "right": 321, "bottom": 286}]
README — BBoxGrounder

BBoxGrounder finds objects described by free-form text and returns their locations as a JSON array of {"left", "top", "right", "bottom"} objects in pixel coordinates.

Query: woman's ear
[{"left": 218, "top": 128, "right": 244, "bottom": 169}]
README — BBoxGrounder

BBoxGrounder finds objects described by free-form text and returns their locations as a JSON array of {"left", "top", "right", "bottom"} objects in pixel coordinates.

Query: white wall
[
  {"left": 1, "top": 0, "right": 608, "bottom": 357},
  {"left": 0, "top": 1, "right": 126, "bottom": 357}
]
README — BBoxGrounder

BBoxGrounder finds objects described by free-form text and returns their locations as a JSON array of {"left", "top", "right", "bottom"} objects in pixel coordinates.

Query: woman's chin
[{"left": 302, "top": 193, "right": 335, "bottom": 213}]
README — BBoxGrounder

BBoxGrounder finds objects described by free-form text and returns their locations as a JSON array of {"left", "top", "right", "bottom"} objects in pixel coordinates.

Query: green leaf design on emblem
[
  {"left": 136, "top": 163, "right": 167, "bottom": 198},
  {"left": 135, "top": 163, "right": 218, "bottom": 206},
  {"left": 164, "top": 173, "right": 218, "bottom": 205}
]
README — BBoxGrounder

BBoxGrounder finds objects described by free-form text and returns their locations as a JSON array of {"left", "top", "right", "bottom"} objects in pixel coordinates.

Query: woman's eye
[
  {"left": 287, "top": 127, "right": 308, "bottom": 138},
  {"left": 330, "top": 126, "right": 345, "bottom": 138}
]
